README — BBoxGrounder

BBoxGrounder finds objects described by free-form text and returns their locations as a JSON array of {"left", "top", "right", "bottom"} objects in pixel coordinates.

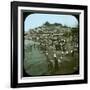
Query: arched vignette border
[{"left": 22, "top": 11, "right": 80, "bottom": 77}]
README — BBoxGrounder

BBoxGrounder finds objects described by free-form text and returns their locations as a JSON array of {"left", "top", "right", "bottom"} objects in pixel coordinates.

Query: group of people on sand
[{"left": 30, "top": 36, "right": 78, "bottom": 73}]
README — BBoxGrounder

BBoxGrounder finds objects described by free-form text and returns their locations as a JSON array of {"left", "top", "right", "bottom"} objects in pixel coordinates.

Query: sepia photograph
[{"left": 23, "top": 13, "right": 79, "bottom": 76}]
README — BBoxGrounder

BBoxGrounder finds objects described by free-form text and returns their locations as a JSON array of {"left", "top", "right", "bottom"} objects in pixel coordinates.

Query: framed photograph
[{"left": 11, "top": 1, "right": 88, "bottom": 88}]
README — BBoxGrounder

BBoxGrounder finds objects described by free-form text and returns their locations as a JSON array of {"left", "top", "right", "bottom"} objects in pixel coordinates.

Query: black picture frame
[{"left": 11, "top": 1, "right": 88, "bottom": 88}]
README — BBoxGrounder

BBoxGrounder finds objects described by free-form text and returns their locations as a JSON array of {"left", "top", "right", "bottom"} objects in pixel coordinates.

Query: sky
[{"left": 24, "top": 13, "right": 78, "bottom": 32}]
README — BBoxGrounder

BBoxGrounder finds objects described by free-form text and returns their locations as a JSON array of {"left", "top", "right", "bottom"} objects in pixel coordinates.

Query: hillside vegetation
[{"left": 24, "top": 22, "right": 79, "bottom": 76}]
